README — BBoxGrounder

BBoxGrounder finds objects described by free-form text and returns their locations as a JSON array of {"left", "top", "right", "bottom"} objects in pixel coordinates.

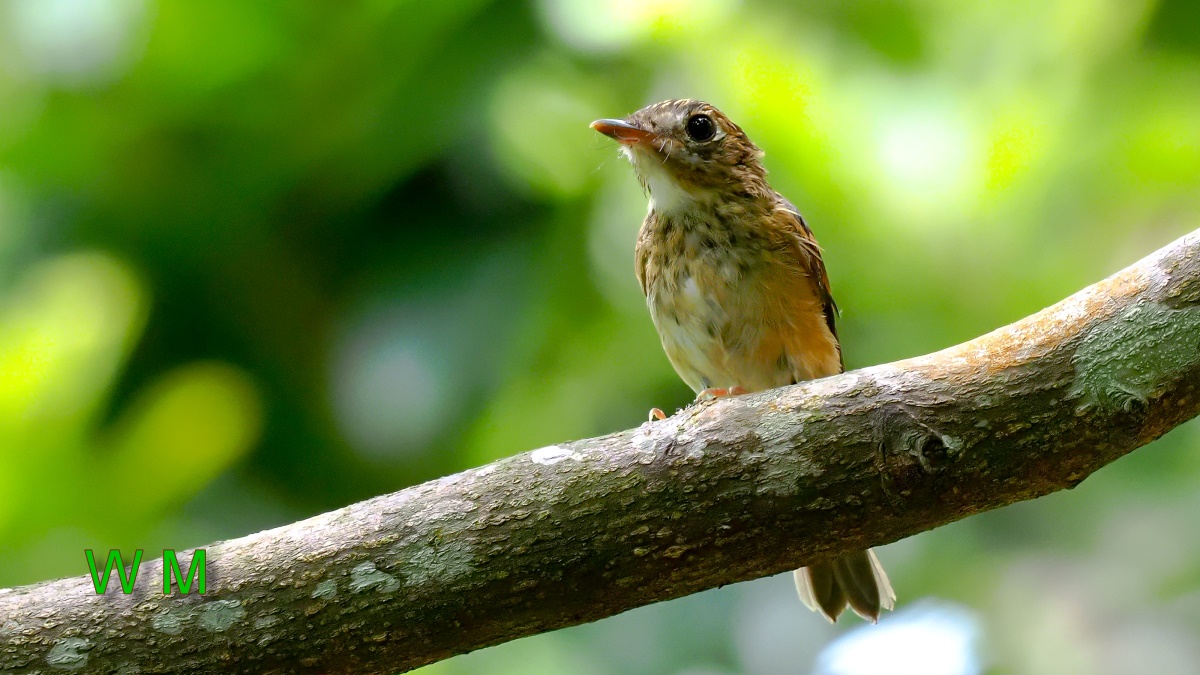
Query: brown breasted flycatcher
[{"left": 592, "top": 99, "right": 895, "bottom": 622}]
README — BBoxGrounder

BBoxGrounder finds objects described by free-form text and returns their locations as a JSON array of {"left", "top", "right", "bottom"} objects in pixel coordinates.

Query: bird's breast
[
  {"left": 643, "top": 222, "right": 778, "bottom": 392},
  {"left": 638, "top": 210, "right": 841, "bottom": 393}
]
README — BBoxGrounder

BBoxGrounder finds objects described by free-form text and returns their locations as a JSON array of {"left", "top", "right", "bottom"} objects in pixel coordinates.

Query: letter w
[{"left": 85, "top": 549, "right": 143, "bottom": 594}]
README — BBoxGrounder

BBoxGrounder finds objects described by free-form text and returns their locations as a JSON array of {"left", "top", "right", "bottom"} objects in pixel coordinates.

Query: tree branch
[{"left": 3, "top": 231, "right": 1199, "bottom": 674}]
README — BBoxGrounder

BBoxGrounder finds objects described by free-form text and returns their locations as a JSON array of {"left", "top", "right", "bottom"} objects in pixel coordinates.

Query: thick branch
[{"left": 2, "top": 231, "right": 1199, "bottom": 674}]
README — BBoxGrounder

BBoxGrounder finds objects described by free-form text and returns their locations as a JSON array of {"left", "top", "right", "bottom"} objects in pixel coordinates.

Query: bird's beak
[{"left": 590, "top": 118, "right": 656, "bottom": 146}]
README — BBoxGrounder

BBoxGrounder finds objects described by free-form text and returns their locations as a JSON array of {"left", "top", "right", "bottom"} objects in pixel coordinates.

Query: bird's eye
[{"left": 685, "top": 114, "right": 716, "bottom": 142}]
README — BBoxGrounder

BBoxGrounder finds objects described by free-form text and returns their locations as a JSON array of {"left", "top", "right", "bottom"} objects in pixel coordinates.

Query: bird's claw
[
  {"left": 648, "top": 407, "right": 667, "bottom": 421},
  {"left": 696, "top": 386, "right": 747, "bottom": 401}
]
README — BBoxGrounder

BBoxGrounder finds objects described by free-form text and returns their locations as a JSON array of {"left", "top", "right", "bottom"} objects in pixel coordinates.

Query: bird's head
[{"left": 591, "top": 99, "right": 768, "bottom": 214}]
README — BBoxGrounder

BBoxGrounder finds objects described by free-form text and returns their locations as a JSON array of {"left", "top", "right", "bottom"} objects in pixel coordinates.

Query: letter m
[{"left": 163, "top": 549, "right": 206, "bottom": 595}]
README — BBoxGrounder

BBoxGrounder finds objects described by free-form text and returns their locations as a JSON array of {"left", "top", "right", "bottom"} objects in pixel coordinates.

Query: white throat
[{"left": 625, "top": 147, "right": 695, "bottom": 215}]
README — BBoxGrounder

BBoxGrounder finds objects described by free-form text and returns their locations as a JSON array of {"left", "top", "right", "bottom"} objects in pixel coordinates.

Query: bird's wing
[{"left": 775, "top": 197, "right": 843, "bottom": 371}]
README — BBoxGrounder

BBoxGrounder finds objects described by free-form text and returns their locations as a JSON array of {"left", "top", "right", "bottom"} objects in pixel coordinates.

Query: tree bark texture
[{"left": 1, "top": 230, "right": 1199, "bottom": 674}]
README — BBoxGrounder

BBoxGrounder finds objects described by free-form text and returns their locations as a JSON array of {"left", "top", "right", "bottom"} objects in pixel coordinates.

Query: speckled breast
[{"left": 640, "top": 215, "right": 803, "bottom": 394}]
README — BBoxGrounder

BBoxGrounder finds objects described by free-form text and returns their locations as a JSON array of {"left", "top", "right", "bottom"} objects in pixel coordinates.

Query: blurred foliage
[{"left": 1, "top": 0, "right": 1199, "bottom": 673}]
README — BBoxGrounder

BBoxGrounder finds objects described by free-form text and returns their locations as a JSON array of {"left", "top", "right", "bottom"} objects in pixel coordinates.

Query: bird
[{"left": 591, "top": 99, "right": 895, "bottom": 623}]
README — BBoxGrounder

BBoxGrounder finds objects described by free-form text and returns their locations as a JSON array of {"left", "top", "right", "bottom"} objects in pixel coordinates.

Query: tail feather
[
  {"left": 794, "top": 548, "right": 894, "bottom": 623},
  {"left": 793, "top": 559, "right": 847, "bottom": 622}
]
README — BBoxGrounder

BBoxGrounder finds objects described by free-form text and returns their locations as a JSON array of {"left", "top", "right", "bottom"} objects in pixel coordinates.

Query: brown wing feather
[{"left": 774, "top": 197, "right": 844, "bottom": 372}]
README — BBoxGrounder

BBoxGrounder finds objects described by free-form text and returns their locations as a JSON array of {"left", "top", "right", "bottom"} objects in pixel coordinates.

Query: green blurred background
[{"left": 1, "top": 0, "right": 1199, "bottom": 673}]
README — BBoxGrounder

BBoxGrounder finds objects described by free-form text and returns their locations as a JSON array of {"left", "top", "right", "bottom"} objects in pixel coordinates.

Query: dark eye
[{"left": 685, "top": 114, "right": 716, "bottom": 142}]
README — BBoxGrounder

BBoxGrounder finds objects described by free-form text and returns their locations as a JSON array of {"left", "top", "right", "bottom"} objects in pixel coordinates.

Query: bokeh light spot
[
  {"left": 103, "top": 362, "right": 263, "bottom": 512},
  {"left": 873, "top": 98, "right": 981, "bottom": 223},
  {"left": 815, "top": 601, "right": 982, "bottom": 675},
  {"left": 0, "top": 253, "right": 144, "bottom": 427},
  {"left": 537, "top": 0, "right": 737, "bottom": 53},
  {"left": 5, "top": 0, "right": 148, "bottom": 86},
  {"left": 489, "top": 59, "right": 610, "bottom": 198}
]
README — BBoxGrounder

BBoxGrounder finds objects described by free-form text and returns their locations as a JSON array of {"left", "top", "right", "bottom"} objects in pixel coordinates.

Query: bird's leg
[{"left": 697, "top": 385, "right": 747, "bottom": 401}]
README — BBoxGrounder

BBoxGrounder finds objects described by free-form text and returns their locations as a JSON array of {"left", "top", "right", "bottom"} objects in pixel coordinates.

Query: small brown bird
[{"left": 592, "top": 99, "right": 895, "bottom": 623}]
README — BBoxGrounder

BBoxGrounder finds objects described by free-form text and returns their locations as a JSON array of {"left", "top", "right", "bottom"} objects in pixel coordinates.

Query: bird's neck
[
  {"left": 646, "top": 182, "right": 773, "bottom": 227},
  {"left": 628, "top": 150, "right": 713, "bottom": 216},
  {"left": 644, "top": 169, "right": 704, "bottom": 216},
  {"left": 645, "top": 189, "right": 776, "bottom": 253},
  {"left": 631, "top": 153, "right": 768, "bottom": 219}
]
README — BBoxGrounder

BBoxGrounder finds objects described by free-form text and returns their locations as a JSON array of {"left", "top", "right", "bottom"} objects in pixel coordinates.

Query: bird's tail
[{"left": 793, "top": 549, "right": 895, "bottom": 623}]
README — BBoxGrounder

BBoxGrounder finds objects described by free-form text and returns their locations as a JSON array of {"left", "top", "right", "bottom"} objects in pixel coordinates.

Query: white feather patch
[{"left": 627, "top": 151, "right": 694, "bottom": 215}]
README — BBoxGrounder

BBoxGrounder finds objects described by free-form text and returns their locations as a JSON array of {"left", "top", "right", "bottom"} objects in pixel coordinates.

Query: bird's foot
[
  {"left": 648, "top": 407, "right": 667, "bottom": 421},
  {"left": 697, "top": 386, "right": 747, "bottom": 401}
]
